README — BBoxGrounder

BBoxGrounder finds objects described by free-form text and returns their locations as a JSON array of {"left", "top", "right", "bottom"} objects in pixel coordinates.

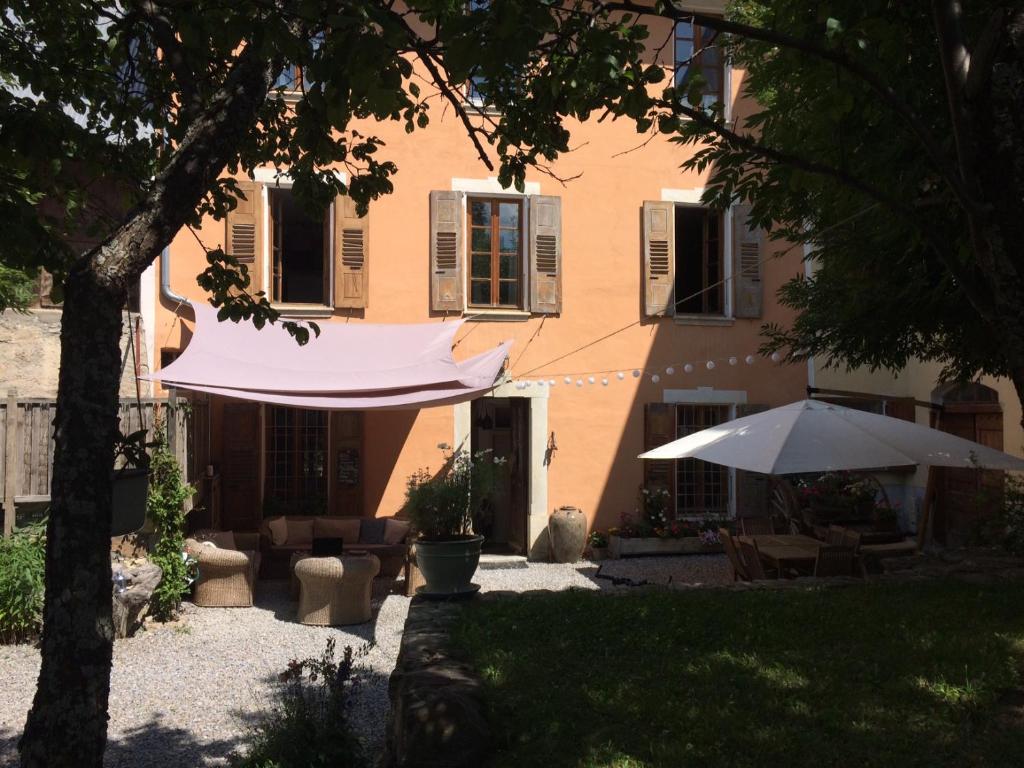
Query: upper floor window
[
  {"left": 468, "top": 196, "right": 523, "bottom": 308},
  {"left": 675, "top": 206, "right": 723, "bottom": 315},
  {"left": 674, "top": 20, "right": 723, "bottom": 109},
  {"left": 269, "top": 188, "right": 328, "bottom": 305},
  {"left": 273, "top": 33, "right": 323, "bottom": 94}
]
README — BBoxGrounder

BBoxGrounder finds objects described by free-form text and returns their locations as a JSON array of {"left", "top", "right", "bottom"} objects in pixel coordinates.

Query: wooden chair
[
  {"left": 813, "top": 545, "right": 855, "bottom": 578},
  {"left": 739, "top": 516, "right": 774, "bottom": 536},
  {"left": 827, "top": 525, "right": 847, "bottom": 546},
  {"left": 720, "top": 528, "right": 749, "bottom": 581},
  {"left": 739, "top": 539, "right": 778, "bottom": 580},
  {"left": 841, "top": 528, "right": 862, "bottom": 553}
]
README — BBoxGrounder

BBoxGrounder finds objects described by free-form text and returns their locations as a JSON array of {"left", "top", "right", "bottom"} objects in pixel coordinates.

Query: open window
[
  {"left": 643, "top": 200, "right": 762, "bottom": 319},
  {"left": 269, "top": 188, "right": 329, "bottom": 305}
]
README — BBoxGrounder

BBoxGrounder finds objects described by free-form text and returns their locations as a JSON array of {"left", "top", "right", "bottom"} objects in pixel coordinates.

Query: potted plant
[
  {"left": 404, "top": 445, "right": 501, "bottom": 595},
  {"left": 587, "top": 530, "right": 609, "bottom": 561},
  {"left": 111, "top": 428, "right": 153, "bottom": 537}
]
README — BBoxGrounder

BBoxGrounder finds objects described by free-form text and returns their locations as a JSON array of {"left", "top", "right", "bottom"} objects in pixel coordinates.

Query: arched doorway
[{"left": 930, "top": 382, "right": 1004, "bottom": 546}]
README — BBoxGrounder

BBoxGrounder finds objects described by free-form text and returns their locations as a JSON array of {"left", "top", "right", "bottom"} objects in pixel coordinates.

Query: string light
[
  {"left": 651, "top": 374, "right": 660, "bottom": 383},
  {"left": 601, "top": 377, "right": 609, "bottom": 386},
  {"left": 549, "top": 379, "right": 557, "bottom": 386},
  {"left": 706, "top": 360, "right": 716, "bottom": 370},
  {"left": 684, "top": 363, "right": 694, "bottom": 374},
  {"left": 564, "top": 376, "right": 572, "bottom": 385},
  {"left": 587, "top": 376, "right": 595, "bottom": 385},
  {"left": 576, "top": 379, "right": 584, "bottom": 387},
  {"left": 728, "top": 357, "right": 737, "bottom": 366},
  {"left": 616, "top": 372, "right": 625, "bottom": 380},
  {"left": 632, "top": 370, "right": 640, "bottom": 378},
  {"left": 770, "top": 352, "right": 782, "bottom": 363},
  {"left": 745, "top": 355, "right": 755, "bottom": 365},
  {"left": 665, "top": 366, "right": 675, "bottom": 375}
]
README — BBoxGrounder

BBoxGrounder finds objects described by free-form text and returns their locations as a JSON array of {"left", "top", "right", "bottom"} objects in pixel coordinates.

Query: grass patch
[{"left": 451, "top": 580, "right": 1024, "bottom": 768}]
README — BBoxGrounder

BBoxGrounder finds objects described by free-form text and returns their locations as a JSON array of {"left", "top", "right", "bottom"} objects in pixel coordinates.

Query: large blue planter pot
[{"left": 415, "top": 535, "right": 484, "bottom": 595}]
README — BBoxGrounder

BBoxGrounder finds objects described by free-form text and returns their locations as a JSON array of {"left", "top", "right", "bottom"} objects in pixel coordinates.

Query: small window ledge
[
  {"left": 271, "top": 304, "right": 336, "bottom": 319},
  {"left": 464, "top": 308, "right": 532, "bottom": 322},
  {"left": 672, "top": 314, "right": 735, "bottom": 327}
]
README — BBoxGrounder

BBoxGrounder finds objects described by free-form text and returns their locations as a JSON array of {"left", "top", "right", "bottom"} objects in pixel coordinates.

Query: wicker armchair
[{"left": 186, "top": 532, "right": 261, "bottom": 607}]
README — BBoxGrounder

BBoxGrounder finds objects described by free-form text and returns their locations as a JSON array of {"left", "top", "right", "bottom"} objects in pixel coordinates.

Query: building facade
[{"left": 143, "top": 8, "right": 809, "bottom": 556}]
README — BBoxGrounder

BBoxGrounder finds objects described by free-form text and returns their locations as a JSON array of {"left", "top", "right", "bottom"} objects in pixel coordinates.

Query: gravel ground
[{"left": 0, "top": 555, "right": 727, "bottom": 767}]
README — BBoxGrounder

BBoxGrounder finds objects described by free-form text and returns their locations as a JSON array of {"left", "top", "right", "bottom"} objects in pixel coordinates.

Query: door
[
  {"left": 935, "top": 404, "right": 1004, "bottom": 546},
  {"left": 221, "top": 402, "right": 261, "bottom": 530},
  {"left": 470, "top": 398, "right": 529, "bottom": 554}
]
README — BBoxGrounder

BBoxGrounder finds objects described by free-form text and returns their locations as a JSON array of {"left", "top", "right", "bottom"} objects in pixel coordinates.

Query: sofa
[
  {"left": 258, "top": 515, "right": 412, "bottom": 579},
  {"left": 185, "top": 530, "right": 262, "bottom": 607}
]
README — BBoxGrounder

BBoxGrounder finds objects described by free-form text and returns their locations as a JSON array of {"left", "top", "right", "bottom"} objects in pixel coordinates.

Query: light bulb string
[{"left": 509, "top": 350, "right": 778, "bottom": 386}]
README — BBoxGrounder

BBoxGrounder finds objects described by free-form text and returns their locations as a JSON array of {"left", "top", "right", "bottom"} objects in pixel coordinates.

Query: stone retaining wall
[{"left": 383, "top": 598, "right": 490, "bottom": 768}]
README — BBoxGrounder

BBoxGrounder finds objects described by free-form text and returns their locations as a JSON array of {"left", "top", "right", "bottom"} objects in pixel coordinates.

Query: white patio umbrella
[{"left": 638, "top": 399, "right": 1024, "bottom": 474}]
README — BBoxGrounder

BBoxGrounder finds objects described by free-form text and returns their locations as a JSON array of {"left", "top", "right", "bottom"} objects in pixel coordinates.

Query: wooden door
[
  {"left": 508, "top": 398, "right": 530, "bottom": 554},
  {"left": 221, "top": 402, "right": 261, "bottom": 530},
  {"left": 936, "top": 406, "right": 1004, "bottom": 546}
]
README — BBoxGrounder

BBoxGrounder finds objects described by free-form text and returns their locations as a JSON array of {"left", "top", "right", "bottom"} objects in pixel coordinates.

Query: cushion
[
  {"left": 359, "top": 518, "right": 387, "bottom": 545},
  {"left": 383, "top": 518, "right": 411, "bottom": 545},
  {"left": 267, "top": 517, "right": 288, "bottom": 546},
  {"left": 285, "top": 518, "right": 315, "bottom": 547},
  {"left": 314, "top": 517, "right": 361, "bottom": 543},
  {"left": 204, "top": 530, "right": 236, "bottom": 550}
]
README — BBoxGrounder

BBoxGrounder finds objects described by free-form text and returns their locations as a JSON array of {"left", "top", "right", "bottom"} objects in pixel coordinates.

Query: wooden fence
[{"left": 1, "top": 390, "right": 208, "bottom": 535}]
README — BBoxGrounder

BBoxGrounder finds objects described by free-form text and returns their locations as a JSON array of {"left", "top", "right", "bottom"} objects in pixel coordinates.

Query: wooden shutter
[
  {"left": 429, "top": 190, "right": 465, "bottom": 312},
  {"left": 528, "top": 195, "right": 562, "bottom": 314},
  {"left": 644, "top": 403, "right": 677, "bottom": 513},
  {"left": 734, "top": 404, "right": 769, "bottom": 516},
  {"left": 732, "top": 203, "right": 763, "bottom": 319},
  {"left": 221, "top": 402, "right": 261, "bottom": 530},
  {"left": 643, "top": 201, "right": 674, "bottom": 316},
  {"left": 225, "top": 180, "right": 264, "bottom": 297},
  {"left": 334, "top": 194, "right": 369, "bottom": 309}
]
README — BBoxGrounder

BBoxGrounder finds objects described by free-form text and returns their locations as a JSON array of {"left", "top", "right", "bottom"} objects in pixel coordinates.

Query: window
[
  {"left": 264, "top": 406, "right": 328, "bottom": 515},
  {"left": 273, "top": 34, "right": 323, "bottom": 93},
  {"left": 269, "top": 187, "right": 329, "bottom": 305},
  {"left": 675, "top": 405, "right": 730, "bottom": 516},
  {"left": 468, "top": 196, "right": 523, "bottom": 308},
  {"left": 674, "top": 20, "right": 724, "bottom": 109},
  {"left": 675, "top": 206, "right": 723, "bottom": 315}
]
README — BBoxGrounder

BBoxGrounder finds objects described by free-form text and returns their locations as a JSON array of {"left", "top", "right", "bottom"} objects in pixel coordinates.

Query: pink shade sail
[{"left": 143, "top": 303, "right": 511, "bottom": 410}]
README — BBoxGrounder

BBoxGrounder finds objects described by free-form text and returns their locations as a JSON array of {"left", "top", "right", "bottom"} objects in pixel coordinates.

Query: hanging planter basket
[{"left": 111, "top": 468, "right": 149, "bottom": 537}]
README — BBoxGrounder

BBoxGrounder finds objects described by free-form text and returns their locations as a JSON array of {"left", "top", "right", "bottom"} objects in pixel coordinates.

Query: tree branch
[
  {"left": 86, "top": 40, "right": 281, "bottom": 289},
  {"left": 601, "top": 0, "right": 980, "bottom": 214}
]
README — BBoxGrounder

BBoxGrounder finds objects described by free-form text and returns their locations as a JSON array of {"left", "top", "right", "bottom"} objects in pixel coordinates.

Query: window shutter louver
[
  {"left": 732, "top": 203, "right": 763, "bottom": 319},
  {"left": 333, "top": 194, "right": 369, "bottom": 309},
  {"left": 528, "top": 195, "right": 562, "bottom": 314},
  {"left": 734, "top": 404, "right": 769, "bottom": 516},
  {"left": 429, "top": 190, "right": 465, "bottom": 312},
  {"left": 644, "top": 403, "right": 677, "bottom": 515},
  {"left": 643, "top": 201, "right": 675, "bottom": 316},
  {"left": 225, "top": 180, "right": 264, "bottom": 298}
]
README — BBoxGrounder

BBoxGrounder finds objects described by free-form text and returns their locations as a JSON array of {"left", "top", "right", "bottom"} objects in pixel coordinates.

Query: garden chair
[
  {"left": 812, "top": 545, "right": 855, "bottom": 578},
  {"left": 827, "top": 525, "right": 847, "bottom": 545},
  {"left": 841, "top": 528, "right": 862, "bottom": 553},
  {"left": 738, "top": 539, "right": 778, "bottom": 580},
  {"left": 719, "top": 528, "right": 749, "bottom": 582},
  {"left": 738, "top": 516, "right": 774, "bottom": 536}
]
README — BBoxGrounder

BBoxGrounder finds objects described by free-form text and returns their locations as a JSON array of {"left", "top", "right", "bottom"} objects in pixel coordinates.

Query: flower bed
[{"left": 604, "top": 508, "right": 725, "bottom": 559}]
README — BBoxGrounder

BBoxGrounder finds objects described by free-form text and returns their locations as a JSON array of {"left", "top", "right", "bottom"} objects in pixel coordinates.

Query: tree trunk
[{"left": 19, "top": 269, "right": 127, "bottom": 768}]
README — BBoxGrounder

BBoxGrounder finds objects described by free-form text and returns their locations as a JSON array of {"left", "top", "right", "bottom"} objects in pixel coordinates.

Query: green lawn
[{"left": 451, "top": 580, "right": 1024, "bottom": 768}]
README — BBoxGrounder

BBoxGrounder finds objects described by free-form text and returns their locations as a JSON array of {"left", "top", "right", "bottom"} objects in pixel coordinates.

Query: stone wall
[
  {"left": 0, "top": 308, "right": 150, "bottom": 398},
  {"left": 384, "top": 598, "right": 490, "bottom": 768}
]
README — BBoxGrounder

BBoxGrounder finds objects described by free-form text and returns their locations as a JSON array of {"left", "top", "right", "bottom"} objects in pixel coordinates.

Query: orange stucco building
[{"left": 140, "top": 8, "right": 808, "bottom": 556}]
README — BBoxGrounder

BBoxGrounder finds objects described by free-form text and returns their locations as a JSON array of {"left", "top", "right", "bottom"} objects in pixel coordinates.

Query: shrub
[
  {"left": 235, "top": 638, "right": 368, "bottom": 768},
  {"left": 978, "top": 473, "right": 1024, "bottom": 556},
  {"left": 404, "top": 444, "right": 501, "bottom": 540},
  {"left": 0, "top": 522, "right": 46, "bottom": 643},
  {"left": 148, "top": 423, "right": 194, "bottom": 621}
]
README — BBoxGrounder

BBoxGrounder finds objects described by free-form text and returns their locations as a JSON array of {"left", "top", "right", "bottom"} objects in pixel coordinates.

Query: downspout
[{"left": 160, "top": 246, "right": 189, "bottom": 305}]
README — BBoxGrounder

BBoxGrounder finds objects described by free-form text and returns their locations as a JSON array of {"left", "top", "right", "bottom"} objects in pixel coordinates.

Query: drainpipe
[{"left": 160, "top": 246, "right": 189, "bottom": 305}]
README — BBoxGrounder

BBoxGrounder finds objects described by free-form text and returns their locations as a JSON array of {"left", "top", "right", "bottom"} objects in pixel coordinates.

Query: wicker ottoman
[{"left": 294, "top": 554, "right": 380, "bottom": 626}]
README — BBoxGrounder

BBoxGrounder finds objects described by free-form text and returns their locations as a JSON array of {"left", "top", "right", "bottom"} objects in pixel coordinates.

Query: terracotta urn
[{"left": 548, "top": 506, "right": 586, "bottom": 563}]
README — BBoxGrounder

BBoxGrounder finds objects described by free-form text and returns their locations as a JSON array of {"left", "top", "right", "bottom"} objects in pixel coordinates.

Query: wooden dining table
[{"left": 737, "top": 533, "right": 822, "bottom": 572}]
